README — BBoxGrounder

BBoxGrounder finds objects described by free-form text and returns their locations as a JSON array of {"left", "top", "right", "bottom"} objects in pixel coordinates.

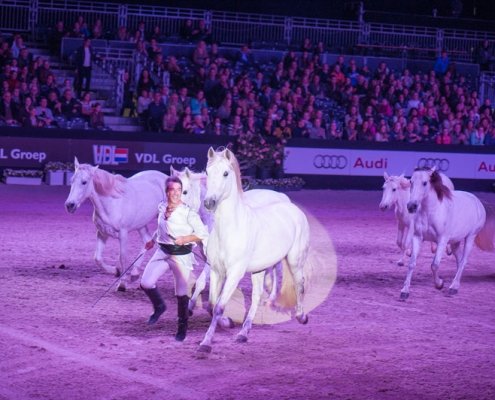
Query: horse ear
[
  {"left": 170, "top": 165, "right": 176, "bottom": 176},
  {"left": 383, "top": 171, "right": 389, "bottom": 181},
  {"left": 74, "top": 156, "right": 80, "bottom": 169},
  {"left": 185, "top": 167, "right": 191, "bottom": 178},
  {"left": 430, "top": 165, "right": 437, "bottom": 173},
  {"left": 225, "top": 148, "right": 233, "bottom": 160},
  {"left": 207, "top": 147, "right": 215, "bottom": 160},
  {"left": 400, "top": 178, "right": 411, "bottom": 189}
]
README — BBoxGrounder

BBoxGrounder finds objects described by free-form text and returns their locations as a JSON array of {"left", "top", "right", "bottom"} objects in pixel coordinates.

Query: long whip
[{"left": 91, "top": 249, "right": 147, "bottom": 308}]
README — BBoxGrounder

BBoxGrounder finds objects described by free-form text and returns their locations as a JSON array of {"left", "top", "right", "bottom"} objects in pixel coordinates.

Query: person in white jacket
[{"left": 141, "top": 176, "right": 208, "bottom": 342}]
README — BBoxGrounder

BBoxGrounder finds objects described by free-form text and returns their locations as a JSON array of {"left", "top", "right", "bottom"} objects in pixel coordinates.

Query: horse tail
[
  {"left": 475, "top": 201, "right": 495, "bottom": 252},
  {"left": 276, "top": 259, "right": 297, "bottom": 308},
  {"left": 276, "top": 229, "right": 312, "bottom": 309}
]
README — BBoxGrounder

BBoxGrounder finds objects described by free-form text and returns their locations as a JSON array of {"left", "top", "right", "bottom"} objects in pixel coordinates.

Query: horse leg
[
  {"left": 198, "top": 267, "right": 244, "bottom": 353},
  {"left": 431, "top": 237, "right": 448, "bottom": 290},
  {"left": 397, "top": 225, "right": 405, "bottom": 266},
  {"left": 396, "top": 223, "right": 405, "bottom": 266},
  {"left": 205, "top": 268, "right": 231, "bottom": 328},
  {"left": 189, "top": 264, "right": 209, "bottom": 316},
  {"left": 400, "top": 234, "right": 421, "bottom": 300},
  {"left": 449, "top": 235, "right": 476, "bottom": 295},
  {"left": 94, "top": 232, "right": 117, "bottom": 275},
  {"left": 116, "top": 230, "right": 129, "bottom": 292},
  {"left": 236, "top": 271, "right": 265, "bottom": 343},
  {"left": 267, "top": 263, "right": 281, "bottom": 304}
]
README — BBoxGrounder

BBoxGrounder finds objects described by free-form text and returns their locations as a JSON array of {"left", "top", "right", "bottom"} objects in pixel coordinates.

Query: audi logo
[
  {"left": 417, "top": 158, "right": 450, "bottom": 172},
  {"left": 313, "top": 155, "right": 348, "bottom": 169}
]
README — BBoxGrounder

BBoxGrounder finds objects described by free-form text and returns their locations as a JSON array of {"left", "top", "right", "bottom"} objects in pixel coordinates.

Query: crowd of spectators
[
  {"left": 0, "top": 27, "right": 106, "bottom": 129},
  {"left": 1, "top": 15, "right": 495, "bottom": 146}
]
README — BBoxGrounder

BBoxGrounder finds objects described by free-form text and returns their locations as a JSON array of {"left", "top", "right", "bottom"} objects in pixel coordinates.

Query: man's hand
[{"left": 174, "top": 236, "right": 187, "bottom": 246}]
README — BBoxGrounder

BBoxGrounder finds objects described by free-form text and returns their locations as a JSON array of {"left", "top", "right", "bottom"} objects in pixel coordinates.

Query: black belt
[{"left": 159, "top": 243, "right": 193, "bottom": 255}]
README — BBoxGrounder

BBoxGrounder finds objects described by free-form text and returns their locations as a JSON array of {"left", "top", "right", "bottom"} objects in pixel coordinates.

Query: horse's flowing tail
[
  {"left": 276, "top": 245, "right": 313, "bottom": 309},
  {"left": 475, "top": 201, "right": 495, "bottom": 252},
  {"left": 276, "top": 259, "right": 297, "bottom": 308}
]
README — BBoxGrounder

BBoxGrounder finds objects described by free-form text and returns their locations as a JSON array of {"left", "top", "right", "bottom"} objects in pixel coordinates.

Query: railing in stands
[
  {"left": 0, "top": 0, "right": 490, "bottom": 96},
  {"left": 479, "top": 72, "right": 495, "bottom": 104},
  {"left": 0, "top": 0, "right": 491, "bottom": 60}
]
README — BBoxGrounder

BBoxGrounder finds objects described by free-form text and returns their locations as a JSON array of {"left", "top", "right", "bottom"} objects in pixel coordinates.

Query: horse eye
[
  {"left": 423, "top": 181, "right": 427, "bottom": 186},
  {"left": 223, "top": 171, "right": 228, "bottom": 177},
  {"left": 82, "top": 181, "right": 87, "bottom": 185},
  {"left": 183, "top": 190, "right": 188, "bottom": 195},
  {"left": 392, "top": 188, "right": 396, "bottom": 192}
]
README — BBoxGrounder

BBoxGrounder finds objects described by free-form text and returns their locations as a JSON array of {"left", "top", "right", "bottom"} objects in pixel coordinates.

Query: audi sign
[
  {"left": 417, "top": 157, "right": 450, "bottom": 172},
  {"left": 313, "top": 155, "right": 348, "bottom": 169}
]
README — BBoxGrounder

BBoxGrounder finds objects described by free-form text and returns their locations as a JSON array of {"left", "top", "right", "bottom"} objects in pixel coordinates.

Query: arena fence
[{"left": 2, "top": 0, "right": 495, "bottom": 63}]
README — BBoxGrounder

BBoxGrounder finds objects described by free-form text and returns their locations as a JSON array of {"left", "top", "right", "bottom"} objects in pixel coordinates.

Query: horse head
[
  {"left": 380, "top": 172, "right": 409, "bottom": 211},
  {"left": 204, "top": 147, "right": 241, "bottom": 212},
  {"left": 64, "top": 157, "right": 98, "bottom": 213},
  {"left": 407, "top": 167, "right": 437, "bottom": 213}
]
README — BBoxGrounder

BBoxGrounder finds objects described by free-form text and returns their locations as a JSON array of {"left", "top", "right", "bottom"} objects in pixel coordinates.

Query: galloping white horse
[
  {"left": 401, "top": 167, "right": 495, "bottom": 299},
  {"left": 170, "top": 166, "right": 290, "bottom": 315},
  {"left": 198, "top": 148, "right": 310, "bottom": 353},
  {"left": 65, "top": 158, "right": 167, "bottom": 288},
  {"left": 379, "top": 171, "right": 455, "bottom": 265}
]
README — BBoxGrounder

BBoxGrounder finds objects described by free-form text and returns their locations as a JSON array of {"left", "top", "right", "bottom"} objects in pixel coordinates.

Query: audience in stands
[{"left": 1, "top": 17, "right": 495, "bottom": 144}]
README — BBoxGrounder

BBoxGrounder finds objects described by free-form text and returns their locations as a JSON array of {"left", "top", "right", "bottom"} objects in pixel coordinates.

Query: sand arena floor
[{"left": 0, "top": 184, "right": 494, "bottom": 400}]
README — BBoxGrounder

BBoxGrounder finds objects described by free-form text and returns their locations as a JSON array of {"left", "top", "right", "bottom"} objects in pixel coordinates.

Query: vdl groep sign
[{"left": 92, "top": 144, "right": 199, "bottom": 168}]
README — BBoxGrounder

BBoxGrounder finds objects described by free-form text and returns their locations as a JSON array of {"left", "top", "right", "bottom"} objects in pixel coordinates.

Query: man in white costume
[{"left": 141, "top": 176, "right": 208, "bottom": 341}]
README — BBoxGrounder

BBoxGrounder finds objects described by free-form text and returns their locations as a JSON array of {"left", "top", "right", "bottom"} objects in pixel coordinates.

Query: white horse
[
  {"left": 198, "top": 148, "right": 310, "bottom": 353},
  {"left": 65, "top": 157, "right": 167, "bottom": 289},
  {"left": 401, "top": 167, "right": 495, "bottom": 299},
  {"left": 379, "top": 171, "right": 455, "bottom": 265},
  {"left": 170, "top": 166, "right": 290, "bottom": 315}
]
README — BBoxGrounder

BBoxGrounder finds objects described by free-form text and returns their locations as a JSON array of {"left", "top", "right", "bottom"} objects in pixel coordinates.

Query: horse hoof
[
  {"left": 435, "top": 280, "right": 444, "bottom": 290},
  {"left": 117, "top": 283, "right": 126, "bottom": 292},
  {"left": 399, "top": 292, "right": 409, "bottom": 301},
  {"left": 114, "top": 269, "right": 121, "bottom": 278},
  {"left": 397, "top": 260, "right": 404, "bottom": 266},
  {"left": 188, "top": 309, "right": 194, "bottom": 317},
  {"left": 236, "top": 334, "right": 248, "bottom": 343},
  {"left": 197, "top": 345, "right": 212, "bottom": 354},
  {"left": 448, "top": 288, "right": 458, "bottom": 296},
  {"left": 219, "top": 317, "right": 234, "bottom": 329},
  {"left": 296, "top": 314, "right": 309, "bottom": 325},
  {"left": 130, "top": 274, "right": 139, "bottom": 283}
]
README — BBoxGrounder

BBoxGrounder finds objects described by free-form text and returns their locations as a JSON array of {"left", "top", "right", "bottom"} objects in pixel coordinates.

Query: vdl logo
[
  {"left": 417, "top": 157, "right": 450, "bottom": 172},
  {"left": 313, "top": 154, "right": 348, "bottom": 169},
  {"left": 93, "top": 145, "right": 129, "bottom": 165}
]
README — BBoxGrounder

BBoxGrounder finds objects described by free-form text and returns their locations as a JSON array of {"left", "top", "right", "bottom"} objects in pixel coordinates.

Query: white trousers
[{"left": 140, "top": 247, "right": 193, "bottom": 296}]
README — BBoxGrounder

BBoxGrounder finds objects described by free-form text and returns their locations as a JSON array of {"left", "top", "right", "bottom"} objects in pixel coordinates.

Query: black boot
[
  {"left": 141, "top": 286, "right": 166, "bottom": 325},
  {"left": 175, "top": 295, "right": 189, "bottom": 341}
]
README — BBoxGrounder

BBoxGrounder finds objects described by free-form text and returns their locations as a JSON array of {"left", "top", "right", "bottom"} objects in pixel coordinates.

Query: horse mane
[
  {"left": 92, "top": 167, "right": 127, "bottom": 197},
  {"left": 414, "top": 166, "right": 452, "bottom": 201},
  {"left": 188, "top": 171, "right": 207, "bottom": 212},
  {"left": 228, "top": 152, "right": 243, "bottom": 194}
]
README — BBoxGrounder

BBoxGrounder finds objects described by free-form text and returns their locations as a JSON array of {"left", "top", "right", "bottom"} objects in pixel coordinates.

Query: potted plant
[
  {"left": 250, "top": 176, "right": 305, "bottom": 192},
  {"left": 3, "top": 168, "right": 44, "bottom": 185},
  {"left": 234, "top": 133, "right": 286, "bottom": 179},
  {"left": 44, "top": 161, "right": 66, "bottom": 185},
  {"left": 233, "top": 132, "right": 260, "bottom": 177}
]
